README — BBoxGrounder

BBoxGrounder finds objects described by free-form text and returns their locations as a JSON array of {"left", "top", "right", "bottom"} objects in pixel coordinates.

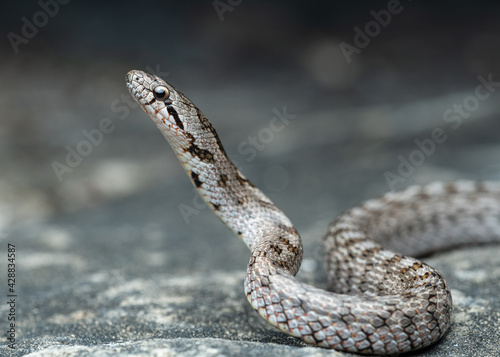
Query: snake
[{"left": 125, "top": 70, "right": 500, "bottom": 354}]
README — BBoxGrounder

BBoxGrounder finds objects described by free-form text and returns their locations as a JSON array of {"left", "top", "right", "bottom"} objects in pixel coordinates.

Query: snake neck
[{"left": 160, "top": 107, "right": 304, "bottom": 275}]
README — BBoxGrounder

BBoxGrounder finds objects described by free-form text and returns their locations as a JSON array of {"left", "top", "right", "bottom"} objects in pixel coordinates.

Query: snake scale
[{"left": 126, "top": 70, "right": 500, "bottom": 354}]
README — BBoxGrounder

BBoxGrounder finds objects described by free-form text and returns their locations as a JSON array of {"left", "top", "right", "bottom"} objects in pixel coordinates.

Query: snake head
[{"left": 126, "top": 70, "right": 198, "bottom": 138}]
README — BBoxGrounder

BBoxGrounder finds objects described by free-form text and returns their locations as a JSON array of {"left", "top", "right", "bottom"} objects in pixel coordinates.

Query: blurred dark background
[{"left": 2, "top": 1, "right": 500, "bottom": 230}]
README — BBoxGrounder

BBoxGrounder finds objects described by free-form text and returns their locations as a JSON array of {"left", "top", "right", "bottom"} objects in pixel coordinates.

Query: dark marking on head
[
  {"left": 167, "top": 105, "right": 184, "bottom": 130},
  {"left": 186, "top": 144, "right": 215, "bottom": 163},
  {"left": 212, "top": 203, "right": 221, "bottom": 211},
  {"left": 191, "top": 171, "right": 202, "bottom": 188},
  {"left": 146, "top": 97, "right": 155, "bottom": 105}
]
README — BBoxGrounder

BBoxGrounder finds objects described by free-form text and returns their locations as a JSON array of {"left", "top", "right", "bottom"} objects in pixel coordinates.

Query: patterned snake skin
[{"left": 126, "top": 70, "right": 500, "bottom": 354}]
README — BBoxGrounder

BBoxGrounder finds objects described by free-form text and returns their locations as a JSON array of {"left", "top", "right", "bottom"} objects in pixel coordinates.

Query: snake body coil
[{"left": 126, "top": 70, "right": 500, "bottom": 354}]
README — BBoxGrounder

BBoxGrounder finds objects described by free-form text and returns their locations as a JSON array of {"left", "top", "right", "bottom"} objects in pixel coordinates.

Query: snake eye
[{"left": 153, "top": 85, "right": 170, "bottom": 101}]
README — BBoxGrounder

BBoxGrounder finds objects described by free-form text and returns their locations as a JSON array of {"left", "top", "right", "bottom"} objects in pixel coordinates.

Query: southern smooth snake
[{"left": 126, "top": 70, "right": 500, "bottom": 354}]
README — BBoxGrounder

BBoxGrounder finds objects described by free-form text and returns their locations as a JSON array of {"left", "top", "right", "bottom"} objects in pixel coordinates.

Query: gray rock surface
[
  {"left": 2, "top": 2, "right": 500, "bottom": 356},
  {"left": 2, "top": 127, "right": 500, "bottom": 357}
]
